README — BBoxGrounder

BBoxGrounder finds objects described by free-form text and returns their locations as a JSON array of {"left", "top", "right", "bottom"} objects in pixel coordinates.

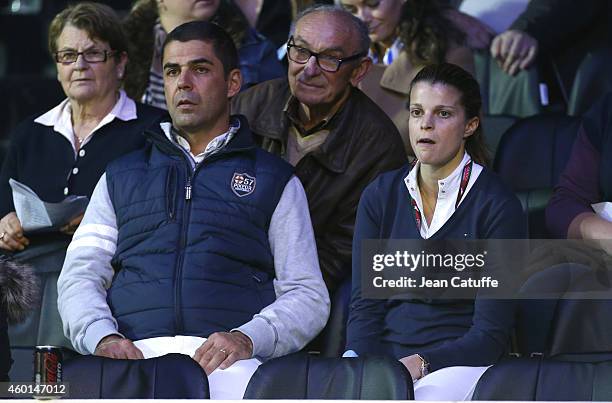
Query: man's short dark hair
[{"left": 161, "top": 21, "right": 238, "bottom": 76}]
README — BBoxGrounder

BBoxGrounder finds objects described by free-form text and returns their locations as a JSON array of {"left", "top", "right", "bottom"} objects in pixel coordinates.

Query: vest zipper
[
  {"left": 185, "top": 179, "right": 192, "bottom": 200},
  {"left": 173, "top": 162, "right": 202, "bottom": 334}
]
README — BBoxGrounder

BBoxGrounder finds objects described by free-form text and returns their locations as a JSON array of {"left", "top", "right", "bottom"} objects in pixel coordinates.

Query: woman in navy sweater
[{"left": 346, "top": 63, "right": 527, "bottom": 400}]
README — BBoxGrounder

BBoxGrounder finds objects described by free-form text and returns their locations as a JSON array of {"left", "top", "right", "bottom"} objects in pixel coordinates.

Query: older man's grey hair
[{"left": 291, "top": 5, "right": 370, "bottom": 54}]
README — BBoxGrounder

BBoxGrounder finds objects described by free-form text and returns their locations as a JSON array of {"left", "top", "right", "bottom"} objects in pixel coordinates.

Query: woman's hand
[
  {"left": 0, "top": 212, "right": 29, "bottom": 251},
  {"left": 60, "top": 213, "right": 84, "bottom": 235},
  {"left": 399, "top": 354, "right": 424, "bottom": 381}
]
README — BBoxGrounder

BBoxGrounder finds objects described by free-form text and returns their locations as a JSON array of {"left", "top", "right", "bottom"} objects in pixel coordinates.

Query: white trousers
[
  {"left": 133, "top": 336, "right": 262, "bottom": 399},
  {"left": 413, "top": 365, "right": 490, "bottom": 400}
]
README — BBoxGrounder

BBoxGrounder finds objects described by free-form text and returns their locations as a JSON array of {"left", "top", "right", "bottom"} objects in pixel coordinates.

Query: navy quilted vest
[{"left": 105, "top": 117, "right": 294, "bottom": 340}]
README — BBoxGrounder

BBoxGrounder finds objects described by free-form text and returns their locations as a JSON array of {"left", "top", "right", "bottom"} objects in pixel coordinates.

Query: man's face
[
  {"left": 163, "top": 39, "right": 240, "bottom": 133},
  {"left": 288, "top": 12, "right": 366, "bottom": 112}
]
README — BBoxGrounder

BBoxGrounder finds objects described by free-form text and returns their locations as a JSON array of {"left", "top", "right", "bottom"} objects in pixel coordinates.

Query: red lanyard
[{"left": 410, "top": 160, "right": 473, "bottom": 230}]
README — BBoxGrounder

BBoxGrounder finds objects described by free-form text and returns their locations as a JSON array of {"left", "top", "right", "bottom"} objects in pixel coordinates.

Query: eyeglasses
[
  {"left": 55, "top": 49, "right": 116, "bottom": 64},
  {"left": 286, "top": 36, "right": 366, "bottom": 72}
]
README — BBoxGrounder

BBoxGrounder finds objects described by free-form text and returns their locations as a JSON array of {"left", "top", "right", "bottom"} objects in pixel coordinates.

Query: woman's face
[
  {"left": 55, "top": 25, "right": 126, "bottom": 104},
  {"left": 408, "top": 81, "right": 478, "bottom": 172},
  {"left": 159, "top": 0, "right": 220, "bottom": 23},
  {"left": 339, "top": 0, "right": 405, "bottom": 45}
]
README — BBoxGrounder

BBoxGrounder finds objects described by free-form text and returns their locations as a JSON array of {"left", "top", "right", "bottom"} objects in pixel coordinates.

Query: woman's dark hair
[
  {"left": 162, "top": 21, "right": 238, "bottom": 76},
  {"left": 48, "top": 2, "right": 128, "bottom": 58},
  {"left": 409, "top": 63, "right": 490, "bottom": 167},
  {"left": 398, "top": 0, "right": 465, "bottom": 65},
  {"left": 123, "top": 0, "right": 248, "bottom": 99},
  {"left": 126, "top": 0, "right": 248, "bottom": 47}
]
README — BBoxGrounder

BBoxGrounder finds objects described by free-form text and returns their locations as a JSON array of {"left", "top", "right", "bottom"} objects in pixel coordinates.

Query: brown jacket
[
  {"left": 232, "top": 78, "right": 407, "bottom": 291},
  {"left": 359, "top": 45, "right": 475, "bottom": 156}
]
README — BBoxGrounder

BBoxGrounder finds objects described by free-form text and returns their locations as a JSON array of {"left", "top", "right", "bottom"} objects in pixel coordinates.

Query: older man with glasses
[{"left": 233, "top": 4, "right": 406, "bottom": 294}]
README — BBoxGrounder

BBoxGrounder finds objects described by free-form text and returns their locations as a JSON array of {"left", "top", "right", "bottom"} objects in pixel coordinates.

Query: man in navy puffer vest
[{"left": 58, "top": 21, "right": 330, "bottom": 398}]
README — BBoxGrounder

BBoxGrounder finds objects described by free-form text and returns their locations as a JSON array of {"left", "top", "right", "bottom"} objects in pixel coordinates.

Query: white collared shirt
[
  {"left": 369, "top": 37, "right": 404, "bottom": 65},
  {"left": 159, "top": 118, "right": 241, "bottom": 169},
  {"left": 404, "top": 152, "right": 483, "bottom": 239},
  {"left": 33, "top": 90, "right": 137, "bottom": 156}
]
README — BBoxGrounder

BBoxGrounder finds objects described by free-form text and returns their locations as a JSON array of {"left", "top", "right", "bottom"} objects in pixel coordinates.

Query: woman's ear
[
  {"left": 463, "top": 116, "right": 479, "bottom": 139},
  {"left": 116, "top": 51, "right": 129, "bottom": 80}
]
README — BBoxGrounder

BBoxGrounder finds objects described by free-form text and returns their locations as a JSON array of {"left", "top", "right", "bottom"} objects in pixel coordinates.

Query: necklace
[{"left": 74, "top": 134, "right": 83, "bottom": 150}]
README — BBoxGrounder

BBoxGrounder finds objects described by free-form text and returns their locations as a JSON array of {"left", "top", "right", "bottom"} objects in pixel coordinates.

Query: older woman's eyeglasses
[
  {"left": 55, "top": 49, "right": 115, "bottom": 64},
  {"left": 286, "top": 36, "right": 366, "bottom": 73}
]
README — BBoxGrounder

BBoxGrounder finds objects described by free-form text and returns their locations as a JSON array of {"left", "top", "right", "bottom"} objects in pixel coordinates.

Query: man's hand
[
  {"left": 399, "top": 354, "right": 423, "bottom": 381},
  {"left": 60, "top": 213, "right": 84, "bottom": 235},
  {"left": 0, "top": 212, "right": 29, "bottom": 251},
  {"left": 490, "top": 30, "right": 538, "bottom": 76},
  {"left": 192, "top": 331, "right": 253, "bottom": 375},
  {"left": 94, "top": 335, "right": 144, "bottom": 359}
]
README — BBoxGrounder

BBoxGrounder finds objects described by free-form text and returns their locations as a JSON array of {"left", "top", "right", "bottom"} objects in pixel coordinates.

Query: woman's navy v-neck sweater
[{"left": 347, "top": 163, "right": 527, "bottom": 371}]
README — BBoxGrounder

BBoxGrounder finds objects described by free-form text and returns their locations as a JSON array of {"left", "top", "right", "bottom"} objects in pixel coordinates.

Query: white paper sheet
[
  {"left": 592, "top": 202, "right": 612, "bottom": 222},
  {"left": 9, "top": 178, "right": 88, "bottom": 233}
]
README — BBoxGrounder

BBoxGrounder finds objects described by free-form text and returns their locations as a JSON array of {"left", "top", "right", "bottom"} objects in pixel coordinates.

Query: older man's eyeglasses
[
  {"left": 286, "top": 37, "right": 366, "bottom": 73},
  {"left": 55, "top": 49, "right": 115, "bottom": 64}
]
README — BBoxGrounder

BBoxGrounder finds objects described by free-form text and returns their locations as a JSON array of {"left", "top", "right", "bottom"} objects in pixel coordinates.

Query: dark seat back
[
  {"left": 243, "top": 352, "right": 413, "bottom": 399},
  {"left": 568, "top": 47, "right": 612, "bottom": 116},
  {"left": 64, "top": 353, "right": 209, "bottom": 399},
  {"left": 517, "top": 262, "right": 612, "bottom": 357},
  {"left": 478, "top": 262, "right": 612, "bottom": 401},
  {"left": 315, "top": 276, "right": 351, "bottom": 358},
  {"left": 481, "top": 115, "right": 518, "bottom": 161},
  {"left": 473, "top": 357, "right": 612, "bottom": 401},
  {"left": 493, "top": 114, "right": 581, "bottom": 238}
]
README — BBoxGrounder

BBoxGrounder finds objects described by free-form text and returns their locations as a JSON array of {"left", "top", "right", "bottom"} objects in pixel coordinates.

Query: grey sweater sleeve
[
  {"left": 57, "top": 173, "right": 121, "bottom": 355},
  {"left": 236, "top": 176, "right": 331, "bottom": 359}
]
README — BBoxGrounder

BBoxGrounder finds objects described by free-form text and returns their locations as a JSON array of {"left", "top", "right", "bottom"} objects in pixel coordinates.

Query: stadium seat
[
  {"left": 568, "top": 48, "right": 612, "bottom": 116},
  {"left": 493, "top": 114, "right": 581, "bottom": 238},
  {"left": 311, "top": 276, "right": 351, "bottom": 358},
  {"left": 516, "top": 262, "right": 612, "bottom": 357},
  {"left": 475, "top": 262, "right": 612, "bottom": 400},
  {"left": 243, "top": 352, "right": 413, "bottom": 399},
  {"left": 64, "top": 353, "right": 209, "bottom": 399},
  {"left": 472, "top": 357, "right": 612, "bottom": 401},
  {"left": 481, "top": 114, "right": 517, "bottom": 160}
]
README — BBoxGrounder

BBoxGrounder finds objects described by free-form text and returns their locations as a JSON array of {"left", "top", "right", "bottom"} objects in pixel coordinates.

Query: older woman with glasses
[{"left": 0, "top": 2, "right": 163, "bottom": 252}]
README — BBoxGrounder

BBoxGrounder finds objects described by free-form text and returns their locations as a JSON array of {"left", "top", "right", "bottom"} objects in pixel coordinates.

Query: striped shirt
[{"left": 142, "top": 23, "right": 168, "bottom": 109}]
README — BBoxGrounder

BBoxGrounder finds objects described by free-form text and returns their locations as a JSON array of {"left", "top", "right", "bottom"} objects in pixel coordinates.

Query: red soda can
[{"left": 34, "top": 346, "right": 63, "bottom": 384}]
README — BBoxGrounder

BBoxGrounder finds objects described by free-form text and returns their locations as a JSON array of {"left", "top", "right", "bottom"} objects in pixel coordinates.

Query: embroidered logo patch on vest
[{"left": 231, "top": 172, "right": 256, "bottom": 197}]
